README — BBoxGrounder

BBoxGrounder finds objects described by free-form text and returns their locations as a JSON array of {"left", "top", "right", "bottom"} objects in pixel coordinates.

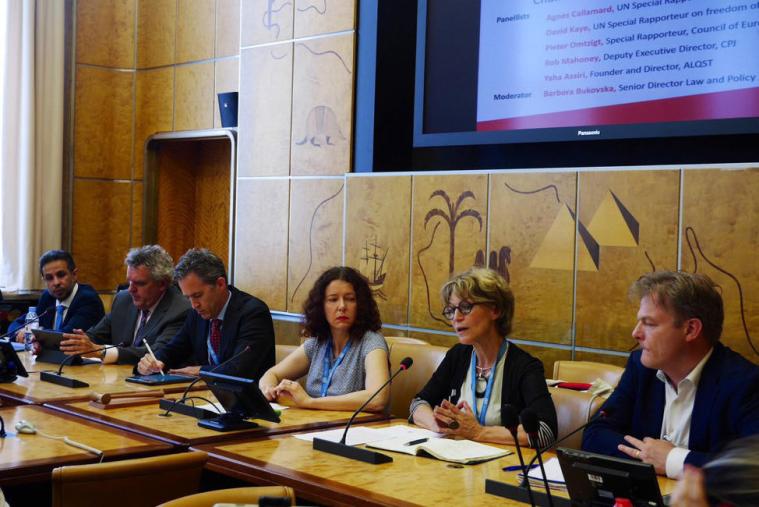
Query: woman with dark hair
[{"left": 259, "top": 266, "right": 390, "bottom": 411}]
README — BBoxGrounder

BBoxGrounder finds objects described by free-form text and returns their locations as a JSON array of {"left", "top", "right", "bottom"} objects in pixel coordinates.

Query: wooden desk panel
[
  {"left": 46, "top": 391, "right": 388, "bottom": 447},
  {"left": 0, "top": 405, "right": 173, "bottom": 486},
  {"left": 0, "top": 352, "right": 193, "bottom": 404},
  {"left": 195, "top": 420, "right": 677, "bottom": 507}
]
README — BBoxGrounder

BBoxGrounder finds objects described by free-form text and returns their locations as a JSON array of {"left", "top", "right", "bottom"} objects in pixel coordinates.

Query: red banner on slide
[{"left": 477, "top": 87, "right": 759, "bottom": 131}]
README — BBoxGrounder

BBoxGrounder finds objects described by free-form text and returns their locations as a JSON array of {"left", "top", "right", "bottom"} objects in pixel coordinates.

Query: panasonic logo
[{"left": 577, "top": 130, "right": 601, "bottom": 136}]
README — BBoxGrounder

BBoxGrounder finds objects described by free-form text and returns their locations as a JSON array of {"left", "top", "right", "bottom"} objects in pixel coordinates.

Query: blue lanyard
[
  {"left": 321, "top": 339, "right": 352, "bottom": 397},
  {"left": 470, "top": 340, "right": 509, "bottom": 425},
  {"left": 206, "top": 334, "right": 220, "bottom": 366}
]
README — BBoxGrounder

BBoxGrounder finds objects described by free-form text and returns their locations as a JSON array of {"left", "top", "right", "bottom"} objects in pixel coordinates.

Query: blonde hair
[
  {"left": 629, "top": 271, "right": 723, "bottom": 344},
  {"left": 441, "top": 267, "right": 515, "bottom": 336}
]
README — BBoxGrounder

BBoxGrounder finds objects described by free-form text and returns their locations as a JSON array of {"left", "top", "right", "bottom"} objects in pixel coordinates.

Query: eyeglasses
[{"left": 442, "top": 301, "right": 480, "bottom": 320}]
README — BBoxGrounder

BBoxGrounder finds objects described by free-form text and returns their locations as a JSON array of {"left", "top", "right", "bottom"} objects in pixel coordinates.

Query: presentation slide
[{"left": 477, "top": 0, "right": 759, "bottom": 132}]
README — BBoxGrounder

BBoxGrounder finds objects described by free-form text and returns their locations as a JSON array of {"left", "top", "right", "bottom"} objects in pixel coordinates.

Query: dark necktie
[
  {"left": 210, "top": 318, "right": 222, "bottom": 356},
  {"left": 132, "top": 310, "right": 150, "bottom": 346}
]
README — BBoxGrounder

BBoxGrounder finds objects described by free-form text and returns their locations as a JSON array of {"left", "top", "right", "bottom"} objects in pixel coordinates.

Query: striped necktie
[
  {"left": 210, "top": 318, "right": 222, "bottom": 356},
  {"left": 132, "top": 310, "right": 150, "bottom": 346}
]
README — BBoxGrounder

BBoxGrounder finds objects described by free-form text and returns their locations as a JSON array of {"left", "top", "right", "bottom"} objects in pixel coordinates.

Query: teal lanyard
[
  {"left": 321, "top": 339, "right": 352, "bottom": 397},
  {"left": 470, "top": 340, "right": 508, "bottom": 425}
]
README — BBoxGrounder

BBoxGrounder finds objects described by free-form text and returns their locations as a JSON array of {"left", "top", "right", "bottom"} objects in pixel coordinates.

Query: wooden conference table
[
  {"left": 0, "top": 404, "right": 172, "bottom": 486},
  {"left": 0, "top": 352, "right": 187, "bottom": 405},
  {"left": 194, "top": 419, "right": 677, "bottom": 507},
  {"left": 47, "top": 390, "right": 387, "bottom": 447}
]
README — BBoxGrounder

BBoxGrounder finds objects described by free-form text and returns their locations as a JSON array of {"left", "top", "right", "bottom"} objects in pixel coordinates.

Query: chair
[
  {"left": 159, "top": 486, "right": 295, "bottom": 507},
  {"left": 388, "top": 342, "right": 447, "bottom": 419},
  {"left": 275, "top": 344, "right": 298, "bottom": 363},
  {"left": 52, "top": 451, "right": 207, "bottom": 507},
  {"left": 384, "top": 336, "right": 429, "bottom": 346},
  {"left": 549, "top": 387, "right": 605, "bottom": 449},
  {"left": 552, "top": 360, "right": 625, "bottom": 387}
]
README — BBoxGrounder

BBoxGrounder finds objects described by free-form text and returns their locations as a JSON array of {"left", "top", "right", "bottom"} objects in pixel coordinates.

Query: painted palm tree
[{"left": 424, "top": 190, "right": 483, "bottom": 276}]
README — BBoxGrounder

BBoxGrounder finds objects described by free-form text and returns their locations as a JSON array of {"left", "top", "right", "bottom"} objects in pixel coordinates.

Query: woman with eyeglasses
[
  {"left": 259, "top": 266, "right": 390, "bottom": 411},
  {"left": 410, "top": 267, "right": 557, "bottom": 447}
]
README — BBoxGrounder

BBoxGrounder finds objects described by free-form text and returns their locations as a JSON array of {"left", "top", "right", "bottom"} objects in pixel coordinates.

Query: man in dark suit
[
  {"left": 60, "top": 245, "right": 191, "bottom": 365},
  {"left": 137, "top": 248, "right": 275, "bottom": 380},
  {"left": 10, "top": 250, "right": 104, "bottom": 340},
  {"left": 582, "top": 271, "right": 759, "bottom": 478}
]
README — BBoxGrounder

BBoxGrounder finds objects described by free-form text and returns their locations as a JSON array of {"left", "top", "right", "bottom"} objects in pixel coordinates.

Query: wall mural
[
  {"left": 295, "top": 105, "right": 345, "bottom": 147},
  {"left": 262, "top": 0, "right": 292, "bottom": 40},
  {"left": 685, "top": 225, "right": 757, "bottom": 358},
  {"left": 289, "top": 183, "right": 344, "bottom": 304},
  {"left": 359, "top": 238, "right": 389, "bottom": 301},
  {"left": 414, "top": 183, "right": 487, "bottom": 329}
]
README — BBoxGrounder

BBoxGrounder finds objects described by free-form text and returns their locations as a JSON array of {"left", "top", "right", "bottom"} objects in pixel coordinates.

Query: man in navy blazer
[
  {"left": 582, "top": 271, "right": 759, "bottom": 478},
  {"left": 137, "top": 248, "right": 275, "bottom": 380},
  {"left": 10, "top": 250, "right": 104, "bottom": 340}
]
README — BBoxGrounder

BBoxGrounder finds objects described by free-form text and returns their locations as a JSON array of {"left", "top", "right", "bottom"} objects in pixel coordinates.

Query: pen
[
  {"left": 404, "top": 437, "right": 429, "bottom": 446},
  {"left": 446, "top": 389, "right": 460, "bottom": 429},
  {"left": 143, "top": 341, "right": 165, "bottom": 377},
  {"left": 503, "top": 464, "right": 539, "bottom": 472}
]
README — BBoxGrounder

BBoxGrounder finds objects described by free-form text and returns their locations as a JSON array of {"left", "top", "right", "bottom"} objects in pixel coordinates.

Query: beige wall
[{"left": 72, "top": 1, "right": 759, "bottom": 370}]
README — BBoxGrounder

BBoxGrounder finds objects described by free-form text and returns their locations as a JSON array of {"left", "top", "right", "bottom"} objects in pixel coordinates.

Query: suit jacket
[
  {"left": 582, "top": 342, "right": 759, "bottom": 467},
  {"left": 414, "top": 342, "right": 558, "bottom": 439},
  {"left": 8, "top": 283, "right": 105, "bottom": 334},
  {"left": 154, "top": 286, "right": 275, "bottom": 380},
  {"left": 87, "top": 285, "right": 191, "bottom": 365}
]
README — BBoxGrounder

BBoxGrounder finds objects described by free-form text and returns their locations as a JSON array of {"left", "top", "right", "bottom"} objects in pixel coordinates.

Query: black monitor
[
  {"left": 198, "top": 371, "right": 281, "bottom": 432},
  {"left": 0, "top": 340, "right": 29, "bottom": 382},
  {"left": 557, "top": 447, "right": 667, "bottom": 507}
]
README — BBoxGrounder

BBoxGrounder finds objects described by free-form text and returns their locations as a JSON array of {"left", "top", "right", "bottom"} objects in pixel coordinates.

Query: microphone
[
  {"left": 503, "top": 404, "right": 535, "bottom": 507},
  {"left": 160, "top": 345, "right": 252, "bottom": 418},
  {"left": 313, "top": 356, "right": 413, "bottom": 465},
  {"left": 40, "top": 345, "right": 119, "bottom": 388},
  {"left": 521, "top": 408, "right": 554, "bottom": 507},
  {"left": 523, "top": 407, "right": 614, "bottom": 471}
]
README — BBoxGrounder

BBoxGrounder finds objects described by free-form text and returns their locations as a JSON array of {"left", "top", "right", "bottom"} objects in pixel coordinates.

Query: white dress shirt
[
  {"left": 657, "top": 347, "right": 714, "bottom": 478},
  {"left": 56, "top": 283, "right": 79, "bottom": 324}
]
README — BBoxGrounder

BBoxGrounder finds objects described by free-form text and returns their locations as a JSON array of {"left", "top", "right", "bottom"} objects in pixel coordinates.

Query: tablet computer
[
  {"left": 31, "top": 328, "right": 65, "bottom": 350},
  {"left": 0, "top": 340, "right": 29, "bottom": 382},
  {"left": 126, "top": 373, "right": 196, "bottom": 386}
]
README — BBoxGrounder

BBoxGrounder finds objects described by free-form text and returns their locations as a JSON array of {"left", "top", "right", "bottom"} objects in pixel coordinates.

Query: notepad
[
  {"left": 367, "top": 437, "right": 511, "bottom": 464},
  {"left": 518, "top": 457, "right": 567, "bottom": 491}
]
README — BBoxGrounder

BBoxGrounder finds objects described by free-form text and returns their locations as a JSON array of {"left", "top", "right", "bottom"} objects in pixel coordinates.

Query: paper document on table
[
  {"left": 295, "top": 424, "right": 439, "bottom": 446},
  {"left": 368, "top": 437, "right": 511, "bottom": 464},
  {"left": 519, "top": 457, "right": 566, "bottom": 489},
  {"left": 295, "top": 427, "right": 385, "bottom": 446}
]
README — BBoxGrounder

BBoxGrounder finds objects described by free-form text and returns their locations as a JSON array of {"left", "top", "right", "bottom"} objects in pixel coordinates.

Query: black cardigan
[{"left": 414, "top": 342, "right": 558, "bottom": 438}]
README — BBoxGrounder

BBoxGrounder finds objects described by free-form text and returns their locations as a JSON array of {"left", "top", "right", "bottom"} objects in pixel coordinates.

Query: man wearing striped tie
[
  {"left": 10, "top": 250, "right": 104, "bottom": 341},
  {"left": 136, "top": 248, "right": 275, "bottom": 380},
  {"left": 60, "top": 245, "right": 191, "bottom": 365}
]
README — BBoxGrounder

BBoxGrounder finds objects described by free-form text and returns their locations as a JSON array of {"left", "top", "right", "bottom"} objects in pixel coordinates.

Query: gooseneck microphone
[
  {"left": 40, "top": 345, "right": 120, "bottom": 388},
  {"left": 313, "top": 356, "right": 413, "bottom": 464},
  {"left": 521, "top": 408, "right": 554, "bottom": 507},
  {"left": 160, "top": 345, "right": 252, "bottom": 418},
  {"left": 523, "top": 407, "right": 614, "bottom": 472},
  {"left": 341, "top": 356, "right": 412, "bottom": 444},
  {"left": 503, "top": 404, "right": 536, "bottom": 507}
]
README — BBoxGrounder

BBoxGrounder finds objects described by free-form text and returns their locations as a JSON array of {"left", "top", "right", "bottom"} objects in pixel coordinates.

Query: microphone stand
[
  {"left": 313, "top": 358, "right": 412, "bottom": 465},
  {"left": 502, "top": 405, "right": 536, "bottom": 507},
  {"left": 159, "top": 345, "right": 252, "bottom": 419},
  {"left": 40, "top": 345, "right": 118, "bottom": 388}
]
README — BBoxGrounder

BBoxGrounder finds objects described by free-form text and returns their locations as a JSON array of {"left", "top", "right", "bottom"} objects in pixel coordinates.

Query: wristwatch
[{"left": 99, "top": 347, "right": 107, "bottom": 359}]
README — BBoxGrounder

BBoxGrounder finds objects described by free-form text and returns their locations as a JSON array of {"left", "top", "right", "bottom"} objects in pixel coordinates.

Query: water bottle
[{"left": 24, "top": 306, "right": 39, "bottom": 355}]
